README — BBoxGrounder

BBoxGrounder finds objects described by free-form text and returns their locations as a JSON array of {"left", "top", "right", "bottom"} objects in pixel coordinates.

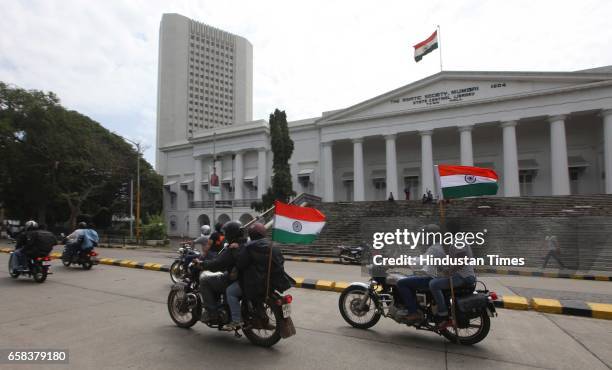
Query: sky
[{"left": 1, "top": 0, "right": 611, "bottom": 166}]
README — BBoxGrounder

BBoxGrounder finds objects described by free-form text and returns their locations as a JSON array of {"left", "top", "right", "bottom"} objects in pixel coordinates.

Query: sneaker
[{"left": 222, "top": 321, "right": 243, "bottom": 331}]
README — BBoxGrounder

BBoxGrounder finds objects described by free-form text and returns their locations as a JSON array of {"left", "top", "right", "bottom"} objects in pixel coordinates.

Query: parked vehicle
[
  {"left": 338, "top": 267, "right": 497, "bottom": 345},
  {"left": 8, "top": 253, "right": 52, "bottom": 283},
  {"left": 167, "top": 268, "right": 296, "bottom": 347},
  {"left": 335, "top": 244, "right": 364, "bottom": 264},
  {"left": 169, "top": 242, "right": 202, "bottom": 283}
]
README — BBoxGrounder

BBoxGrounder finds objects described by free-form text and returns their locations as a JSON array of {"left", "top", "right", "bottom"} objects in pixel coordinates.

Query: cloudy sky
[{"left": 1, "top": 0, "right": 611, "bottom": 165}]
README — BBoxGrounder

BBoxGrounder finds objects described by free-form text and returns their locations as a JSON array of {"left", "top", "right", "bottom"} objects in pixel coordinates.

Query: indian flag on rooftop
[
  {"left": 435, "top": 165, "right": 499, "bottom": 199},
  {"left": 272, "top": 201, "right": 326, "bottom": 244},
  {"left": 413, "top": 30, "right": 438, "bottom": 62}
]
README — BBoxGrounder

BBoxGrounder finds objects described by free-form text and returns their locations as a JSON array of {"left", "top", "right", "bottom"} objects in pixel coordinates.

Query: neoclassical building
[{"left": 157, "top": 66, "right": 612, "bottom": 237}]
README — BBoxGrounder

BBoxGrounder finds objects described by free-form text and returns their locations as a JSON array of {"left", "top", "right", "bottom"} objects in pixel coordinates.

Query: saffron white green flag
[
  {"left": 413, "top": 30, "right": 438, "bottom": 62},
  {"left": 436, "top": 165, "right": 499, "bottom": 199},
  {"left": 272, "top": 201, "right": 326, "bottom": 244}
]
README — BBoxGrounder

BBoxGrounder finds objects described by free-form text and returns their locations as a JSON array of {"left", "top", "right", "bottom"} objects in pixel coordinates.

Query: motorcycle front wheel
[
  {"left": 167, "top": 289, "right": 201, "bottom": 328},
  {"left": 338, "top": 287, "right": 381, "bottom": 329},
  {"left": 242, "top": 302, "right": 282, "bottom": 347},
  {"left": 8, "top": 254, "right": 19, "bottom": 278},
  {"left": 169, "top": 261, "right": 184, "bottom": 283},
  {"left": 62, "top": 259, "right": 71, "bottom": 267},
  {"left": 441, "top": 311, "right": 490, "bottom": 345}
]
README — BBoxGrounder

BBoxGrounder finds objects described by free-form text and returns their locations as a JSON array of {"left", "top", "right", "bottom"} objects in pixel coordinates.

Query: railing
[{"left": 189, "top": 199, "right": 258, "bottom": 209}]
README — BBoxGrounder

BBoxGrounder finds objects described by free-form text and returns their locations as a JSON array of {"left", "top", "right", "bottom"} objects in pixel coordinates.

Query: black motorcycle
[
  {"left": 167, "top": 268, "right": 296, "bottom": 347},
  {"left": 8, "top": 253, "right": 52, "bottom": 283},
  {"left": 338, "top": 268, "right": 497, "bottom": 345},
  {"left": 60, "top": 235, "right": 99, "bottom": 270},
  {"left": 169, "top": 242, "right": 202, "bottom": 283},
  {"left": 335, "top": 244, "right": 364, "bottom": 264}
]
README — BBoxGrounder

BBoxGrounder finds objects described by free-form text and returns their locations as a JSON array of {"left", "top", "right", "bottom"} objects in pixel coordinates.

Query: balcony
[{"left": 190, "top": 199, "right": 258, "bottom": 209}]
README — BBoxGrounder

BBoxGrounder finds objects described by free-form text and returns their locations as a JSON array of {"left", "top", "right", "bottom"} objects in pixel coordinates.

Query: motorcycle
[
  {"left": 169, "top": 242, "right": 202, "bottom": 283},
  {"left": 335, "top": 244, "right": 364, "bottom": 264},
  {"left": 8, "top": 252, "right": 52, "bottom": 283},
  {"left": 167, "top": 265, "right": 296, "bottom": 347},
  {"left": 60, "top": 234, "right": 99, "bottom": 270},
  {"left": 338, "top": 267, "right": 498, "bottom": 345}
]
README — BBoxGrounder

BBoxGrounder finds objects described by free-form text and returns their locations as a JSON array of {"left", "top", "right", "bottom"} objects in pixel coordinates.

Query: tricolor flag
[
  {"left": 272, "top": 201, "right": 326, "bottom": 244},
  {"left": 413, "top": 30, "right": 438, "bottom": 62},
  {"left": 435, "top": 165, "right": 498, "bottom": 199}
]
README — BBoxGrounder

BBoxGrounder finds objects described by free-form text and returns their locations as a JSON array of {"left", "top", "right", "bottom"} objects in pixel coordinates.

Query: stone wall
[{"left": 279, "top": 195, "right": 612, "bottom": 272}]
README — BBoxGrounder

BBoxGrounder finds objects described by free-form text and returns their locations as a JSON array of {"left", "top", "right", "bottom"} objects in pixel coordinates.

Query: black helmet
[
  {"left": 78, "top": 222, "right": 87, "bottom": 229},
  {"left": 248, "top": 223, "right": 267, "bottom": 240},
  {"left": 222, "top": 221, "right": 243, "bottom": 243}
]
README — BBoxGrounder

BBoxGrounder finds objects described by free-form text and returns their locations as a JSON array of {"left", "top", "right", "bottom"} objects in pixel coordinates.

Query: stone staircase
[{"left": 277, "top": 195, "right": 612, "bottom": 272}]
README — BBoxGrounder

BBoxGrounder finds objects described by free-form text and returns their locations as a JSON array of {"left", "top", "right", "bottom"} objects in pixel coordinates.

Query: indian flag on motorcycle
[{"left": 272, "top": 201, "right": 326, "bottom": 244}]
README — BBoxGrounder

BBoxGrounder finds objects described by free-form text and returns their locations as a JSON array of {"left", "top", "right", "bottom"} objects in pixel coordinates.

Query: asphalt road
[{"left": 1, "top": 254, "right": 611, "bottom": 370}]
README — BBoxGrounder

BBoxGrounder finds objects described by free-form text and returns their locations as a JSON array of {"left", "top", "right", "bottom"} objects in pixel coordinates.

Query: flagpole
[{"left": 437, "top": 25, "right": 443, "bottom": 72}]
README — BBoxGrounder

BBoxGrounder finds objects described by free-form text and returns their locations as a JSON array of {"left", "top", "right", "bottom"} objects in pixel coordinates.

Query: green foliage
[
  {"left": 142, "top": 214, "right": 166, "bottom": 240},
  {"left": 252, "top": 109, "right": 295, "bottom": 212},
  {"left": 0, "top": 82, "right": 162, "bottom": 228}
]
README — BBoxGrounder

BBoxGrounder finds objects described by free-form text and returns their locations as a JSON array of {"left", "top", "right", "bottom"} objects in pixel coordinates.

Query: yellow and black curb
[
  {"left": 283, "top": 255, "right": 612, "bottom": 282},
  {"left": 2, "top": 248, "right": 612, "bottom": 320}
]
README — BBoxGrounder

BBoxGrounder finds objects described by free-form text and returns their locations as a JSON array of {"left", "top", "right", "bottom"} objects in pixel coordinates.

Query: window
[
  {"left": 569, "top": 167, "right": 585, "bottom": 195},
  {"left": 373, "top": 178, "right": 387, "bottom": 200},
  {"left": 343, "top": 180, "right": 354, "bottom": 201},
  {"left": 519, "top": 170, "right": 537, "bottom": 196},
  {"left": 170, "top": 193, "right": 177, "bottom": 210}
]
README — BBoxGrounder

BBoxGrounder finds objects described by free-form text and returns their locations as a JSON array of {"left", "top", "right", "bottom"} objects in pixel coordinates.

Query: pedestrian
[
  {"left": 388, "top": 192, "right": 395, "bottom": 202},
  {"left": 542, "top": 233, "right": 566, "bottom": 269}
]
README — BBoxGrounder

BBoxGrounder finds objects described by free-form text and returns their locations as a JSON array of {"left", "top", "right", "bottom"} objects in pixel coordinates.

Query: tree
[
  {"left": 0, "top": 82, "right": 162, "bottom": 229},
  {"left": 252, "top": 109, "right": 295, "bottom": 212}
]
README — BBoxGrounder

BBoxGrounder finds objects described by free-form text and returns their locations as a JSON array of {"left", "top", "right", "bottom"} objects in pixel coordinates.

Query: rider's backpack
[{"left": 32, "top": 230, "right": 57, "bottom": 256}]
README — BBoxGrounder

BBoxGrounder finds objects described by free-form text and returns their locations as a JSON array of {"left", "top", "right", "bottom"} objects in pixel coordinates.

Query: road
[{"left": 1, "top": 253, "right": 611, "bottom": 370}]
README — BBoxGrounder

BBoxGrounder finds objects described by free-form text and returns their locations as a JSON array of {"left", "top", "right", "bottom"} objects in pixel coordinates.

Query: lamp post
[{"left": 124, "top": 138, "right": 144, "bottom": 242}]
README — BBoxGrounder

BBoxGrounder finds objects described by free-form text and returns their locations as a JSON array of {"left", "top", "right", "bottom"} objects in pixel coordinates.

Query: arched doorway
[
  {"left": 197, "top": 214, "right": 210, "bottom": 227},
  {"left": 217, "top": 213, "right": 230, "bottom": 225},
  {"left": 239, "top": 213, "right": 254, "bottom": 225}
]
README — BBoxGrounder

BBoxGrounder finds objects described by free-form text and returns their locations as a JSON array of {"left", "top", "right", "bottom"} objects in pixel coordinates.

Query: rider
[
  {"left": 202, "top": 222, "right": 225, "bottom": 260},
  {"left": 192, "top": 225, "right": 211, "bottom": 253},
  {"left": 65, "top": 222, "right": 99, "bottom": 259},
  {"left": 395, "top": 224, "right": 446, "bottom": 322},
  {"left": 196, "top": 221, "right": 245, "bottom": 324},
  {"left": 11, "top": 221, "right": 56, "bottom": 273},
  {"left": 428, "top": 219, "right": 476, "bottom": 329}
]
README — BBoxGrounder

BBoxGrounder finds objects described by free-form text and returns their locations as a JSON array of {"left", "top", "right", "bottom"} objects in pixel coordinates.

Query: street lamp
[{"left": 123, "top": 138, "right": 145, "bottom": 242}]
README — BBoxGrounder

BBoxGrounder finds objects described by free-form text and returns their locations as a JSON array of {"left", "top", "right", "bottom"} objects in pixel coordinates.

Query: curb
[
  {"left": 2, "top": 248, "right": 612, "bottom": 320},
  {"left": 283, "top": 256, "right": 612, "bottom": 282}
]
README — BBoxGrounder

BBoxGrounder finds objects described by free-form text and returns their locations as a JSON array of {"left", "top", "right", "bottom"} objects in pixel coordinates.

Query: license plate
[
  {"left": 43, "top": 263, "right": 51, "bottom": 267},
  {"left": 282, "top": 304, "right": 291, "bottom": 318}
]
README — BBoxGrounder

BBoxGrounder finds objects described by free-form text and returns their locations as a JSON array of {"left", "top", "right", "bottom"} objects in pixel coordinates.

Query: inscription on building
[{"left": 390, "top": 83, "right": 507, "bottom": 106}]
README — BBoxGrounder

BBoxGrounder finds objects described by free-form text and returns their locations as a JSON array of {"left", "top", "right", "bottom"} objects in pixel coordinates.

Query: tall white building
[{"left": 156, "top": 13, "right": 253, "bottom": 173}]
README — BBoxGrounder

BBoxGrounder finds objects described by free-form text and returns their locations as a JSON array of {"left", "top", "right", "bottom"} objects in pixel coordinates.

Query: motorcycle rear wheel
[
  {"left": 62, "top": 259, "right": 71, "bottom": 267},
  {"left": 170, "top": 261, "right": 184, "bottom": 283},
  {"left": 441, "top": 311, "right": 490, "bottom": 345},
  {"left": 33, "top": 266, "right": 47, "bottom": 283},
  {"left": 167, "top": 289, "right": 200, "bottom": 328},
  {"left": 242, "top": 302, "right": 283, "bottom": 347},
  {"left": 339, "top": 287, "right": 381, "bottom": 329},
  {"left": 82, "top": 260, "right": 93, "bottom": 270}
]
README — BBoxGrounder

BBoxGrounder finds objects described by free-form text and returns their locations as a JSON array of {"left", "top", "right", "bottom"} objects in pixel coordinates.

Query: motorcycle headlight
[{"left": 178, "top": 248, "right": 184, "bottom": 253}]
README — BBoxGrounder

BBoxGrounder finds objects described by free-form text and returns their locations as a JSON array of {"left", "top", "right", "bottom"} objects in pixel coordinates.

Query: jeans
[
  {"left": 226, "top": 281, "right": 242, "bottom": 322},
  {"left": 11, "top": 249, "right": 26, "bottom": 271},
  {"left": 429, "top": 274, "right": 476, "bottom": 316},
  {"left": 199, "top": 273, "right": 231, "bottom": 312},
  {"left": 542, "top": 250, "right": 566, "bottom": 269},
  {"left": 396, "top": 276, "right": 432, "bottom": 314}
]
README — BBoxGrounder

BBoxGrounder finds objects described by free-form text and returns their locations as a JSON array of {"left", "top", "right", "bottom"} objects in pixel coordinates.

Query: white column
[
  {"left": 322, "top": 141, "right": 334, "bottom": 201},
  {"left": 257, "top": 149, "right": 267, "bottom": 198},
  {"left": 234, "top": 151, "right": 244, "bottom": 200},
  {"left": 603, "top": 109, "right": 612, "bottom": 194},
  {"left": 352, "top": 138, "right": 365, "bottom": 201},
  {"left": 458, "top": 125, "right": 474, "bottom": 166},
  {"left": 549, "top": 115, "right": 570, "bottom": 195},
  {"left": 193, "top": 157, "right": 202, "bottom": 202},
  {"left": 385, "top": 134, "right": 398, "bottom": 199},
  {"left": 501, "top": 121, "right": 520, "bottom": 197},
  {"left": 419, "top": 130, "right": 435, "bottom": 196}
]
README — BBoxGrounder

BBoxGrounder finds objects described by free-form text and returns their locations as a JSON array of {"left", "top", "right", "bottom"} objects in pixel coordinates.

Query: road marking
[
  {"left": 501, "top": 296, "right": 530, "bottom": 310},
  {"left": 587, "top": 302, "right": 612, "bottom": 320},
  {"left": 532, "top": 298, "right": 563, "bottom": 314}
]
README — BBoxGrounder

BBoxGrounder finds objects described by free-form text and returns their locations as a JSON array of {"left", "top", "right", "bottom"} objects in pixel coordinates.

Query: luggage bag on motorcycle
[
  {"left": 33, "top": 230, "right": 57, "bottom": 256},
  {"left": 455, "top": 293, "right": 488, "bottom": 326}
]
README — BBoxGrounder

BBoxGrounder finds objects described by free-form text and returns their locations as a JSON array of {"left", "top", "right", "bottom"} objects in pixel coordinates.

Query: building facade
[{"left": 155, "top": 16, "right": 612, "bottom": 237}]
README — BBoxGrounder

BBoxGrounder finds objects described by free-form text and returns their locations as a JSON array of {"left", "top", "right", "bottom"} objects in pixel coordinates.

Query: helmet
[
  {"left": 200, "top": 225, "right": 211, "bottom": 235},
  {"left": 24, "top": 220, "right": 38, "bottom": 231},
  {"left": 248, "top": 223, "right": 267, "bottom": 241},
  {"left": 222, "top": 221, "right": 243, "bottom": 243},
  {"left": 214, "top": 222, "right": 223, "bottom": 233},
  {"left": 78, "top": 222, "right": 88, "bottom": 229}
]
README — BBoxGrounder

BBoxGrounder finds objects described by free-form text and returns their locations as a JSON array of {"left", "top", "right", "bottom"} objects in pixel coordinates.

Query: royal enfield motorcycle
[
  {"left": 8, "top": 253, "right": 52, "bottom": 283},
  {"left": 338, "top": 268, "right": 498, "bottom": 345},
  {"left": 60, "top": 234, "right": 99, "bottom": 270},
  {"left": 169, "top": 242, "right": 202, "bottom": 283},
  {"left": 335, "top": 244, "right": 364, "bottom": 264},
  {"left": 167, "top": 268, "right": 296, "bottom": 347}
]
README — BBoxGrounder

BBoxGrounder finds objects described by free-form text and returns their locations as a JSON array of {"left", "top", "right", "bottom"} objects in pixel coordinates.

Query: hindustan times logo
[{"left": 372, "top": 229, "right": 488, "bottom": 250}]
